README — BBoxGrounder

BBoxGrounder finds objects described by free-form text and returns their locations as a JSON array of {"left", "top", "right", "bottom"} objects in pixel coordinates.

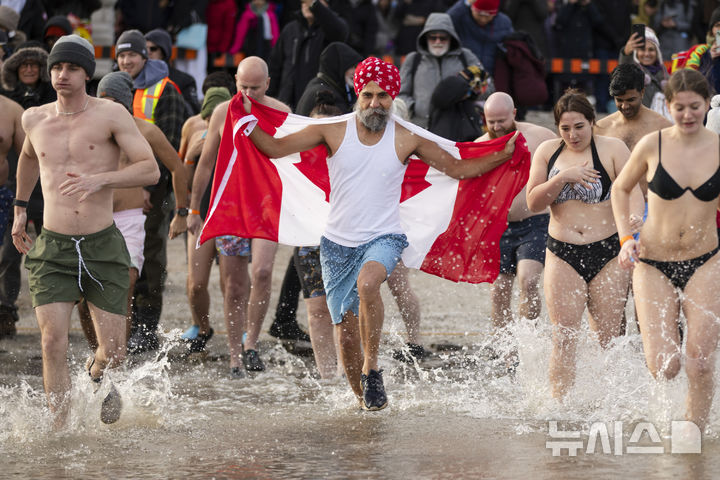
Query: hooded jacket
[
  {"left": 131, "top": 58, "right": 186, "bottom": 150},
  {"left": 267, "top": 0, "right": 348, "bottom": 110},
  {"left": 295, "top": 42, "right": 363, "bottom": 116},
  {"left": 0, "top": 46, "right": 56, "bottom": 109},
  {"left": 398, "top": 12, "right": 480, "bottom": 128}
]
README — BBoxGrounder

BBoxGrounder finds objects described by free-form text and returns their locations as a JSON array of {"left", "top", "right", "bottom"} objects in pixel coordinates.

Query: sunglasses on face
[
  {"left": 427, "top": 34, "right": 449, "bottom": 42},
  {"left": 148, "top": 46, "right": 161, "bottom": 52}
]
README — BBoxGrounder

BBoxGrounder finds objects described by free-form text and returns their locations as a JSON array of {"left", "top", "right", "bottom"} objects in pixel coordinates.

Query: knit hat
[
  {"left": 47, "top": 34, "right": 96, "bottom": 77},
  {"left": 97, "top": 71, "right": 134, "bottom": 111},
  {"left": 0, "top": 6, "right": 19, "bottom": 32},
  {"left": 144, "top": 28, "right": 172, "bottom": 60},
  {"left": 116, "top": 29, "right": 147, "bottom": 58},
  {"left": 201, "top": 87, "right": 231, "bottom": 119},
  {"left": 471, "top": 0, "right": 499, "bottom": 15},
  {"left": 43, "top": 15, "right": 73, "bottom": 40},
  {"left": 353, "top": 57, "right": 401, "bottom": 99},
  {"left": 709, "top": 7, "right": 720, "bottom": 34}
]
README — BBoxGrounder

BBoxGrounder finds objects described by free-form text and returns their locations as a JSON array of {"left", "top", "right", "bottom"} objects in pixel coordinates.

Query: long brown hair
[{"left": 664, "top": 69, "right": 710, "bottom": 103}]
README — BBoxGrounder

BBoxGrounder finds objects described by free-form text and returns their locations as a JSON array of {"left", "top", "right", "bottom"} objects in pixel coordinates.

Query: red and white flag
[{"left": 199, "top": 95, "right": 531, "bottom": 284}]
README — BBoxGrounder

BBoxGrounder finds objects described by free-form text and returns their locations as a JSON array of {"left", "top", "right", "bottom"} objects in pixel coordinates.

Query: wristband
[
  {"left": 189, "top": 209, "right": 201, "bottom": 216},
  {"left": 619, "top": 235, "right": 634, "bottom": 247},
  {"left": 12, "top": 199, "right": 28, "bottom": 208}
]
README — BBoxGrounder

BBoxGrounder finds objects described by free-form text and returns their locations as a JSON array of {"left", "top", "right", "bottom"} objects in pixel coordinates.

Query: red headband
[{"left": 353, "top": 57, "right": 401, "bottom": 99}]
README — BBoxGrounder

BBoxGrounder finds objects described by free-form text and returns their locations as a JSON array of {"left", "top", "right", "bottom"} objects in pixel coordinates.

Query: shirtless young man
[
  {"left": 478, "top": 92, "right": 556, "bottom": 334},
  {"left": 11, "top": 36, "right": 159, "bottom": 426},
  {"left": 187, "top": 56, "right": 291, "bottom": 373},
  {"left": 595, "top": 64, "right": 672, "bottom": 153},
  {"left": 0, "top": 95, "right": 23, "bottom": 338},
  {"left": 78, "top": 71, "right": 189, "bottom": 349},
  {"left": 243, "top": 57, "right": 518, "bottom": 409}
]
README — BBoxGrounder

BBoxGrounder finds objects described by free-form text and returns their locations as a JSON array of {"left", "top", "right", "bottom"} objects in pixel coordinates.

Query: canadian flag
[{"left": 199, "top": 95, "right": 531, "bottom": 283}]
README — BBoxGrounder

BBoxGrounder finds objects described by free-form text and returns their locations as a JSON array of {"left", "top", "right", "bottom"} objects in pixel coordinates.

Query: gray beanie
[
  {"left": 0, "top": 6, "right": 19, "bottom": 32},
  {"left": 97, "top": 71, "right": 134, "bottom": 111},
  {"left": 116, "top": 29, "right": 147, "bottom": 58},
  {"left": 144, "top": 28, "right": 172, "bottom": 60},
  {"left": 47, "top": 34, "right": 96, "bottom": 78}
]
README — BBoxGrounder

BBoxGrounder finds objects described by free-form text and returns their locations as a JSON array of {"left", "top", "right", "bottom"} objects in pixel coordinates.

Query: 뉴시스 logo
[{"left": 546, "top": 420, "right": 701, "bottom": 456}]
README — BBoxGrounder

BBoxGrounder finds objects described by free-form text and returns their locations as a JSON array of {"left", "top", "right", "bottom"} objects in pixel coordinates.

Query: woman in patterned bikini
[{"left": 527, "top": 89, "right": 644, "bottom": 399}]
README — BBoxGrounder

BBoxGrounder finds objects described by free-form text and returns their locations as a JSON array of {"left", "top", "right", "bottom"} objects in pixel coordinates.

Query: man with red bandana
[{"left": 242, "top": 57, "right": 519, "bottom": 410}]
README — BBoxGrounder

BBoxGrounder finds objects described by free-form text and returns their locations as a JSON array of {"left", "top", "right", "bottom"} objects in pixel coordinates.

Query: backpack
[{"left": 493, "top": 31, "right": 548, "bottom": 107}]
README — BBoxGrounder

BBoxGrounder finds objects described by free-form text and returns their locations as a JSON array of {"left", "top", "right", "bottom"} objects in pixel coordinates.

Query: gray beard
[{"left": 355, "top": 104, "right": 389, "bottom": 132}]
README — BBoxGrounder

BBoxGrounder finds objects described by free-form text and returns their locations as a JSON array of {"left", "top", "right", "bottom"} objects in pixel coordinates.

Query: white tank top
[{"left": 324, "top": 116, "right": 407, "bottom": 247}]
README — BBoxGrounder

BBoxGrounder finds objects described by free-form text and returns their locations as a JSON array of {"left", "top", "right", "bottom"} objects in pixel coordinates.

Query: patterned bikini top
[{"left": 546, "top": 138, "right": 612, "bottom": 205}]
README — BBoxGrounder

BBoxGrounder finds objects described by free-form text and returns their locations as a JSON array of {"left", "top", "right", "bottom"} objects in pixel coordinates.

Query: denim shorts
[{"left": 320, "top": 233, "right": 408, "bottom": 324}]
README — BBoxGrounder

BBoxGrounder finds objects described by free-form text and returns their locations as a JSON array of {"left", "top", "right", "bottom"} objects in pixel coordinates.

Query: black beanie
[
  {"left": 710, "top": 7, "right": 720, "bottom": 34},
  {"left": 144, "top": 28, "right": 172, "bottom": 60},
  {"left": 47, "top": 34, "right": 96, "bottom": 78},
  {"left": 116, "top": 29, "right": 147, "bottom": 58}
]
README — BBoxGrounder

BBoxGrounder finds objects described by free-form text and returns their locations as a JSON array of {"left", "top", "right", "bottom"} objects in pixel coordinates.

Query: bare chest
[{"left": 30, "top": 118, "right": 117, "bottom": 171}]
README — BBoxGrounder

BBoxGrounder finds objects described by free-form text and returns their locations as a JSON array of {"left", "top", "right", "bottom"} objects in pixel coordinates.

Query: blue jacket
[{"left": 447, "top": 0, "right": 513, "bottom": 75}]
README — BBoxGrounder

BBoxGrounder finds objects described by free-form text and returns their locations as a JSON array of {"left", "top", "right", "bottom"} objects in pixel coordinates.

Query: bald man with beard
[{"left": 477, "top": 92, "right": 556, "bottom": 340}]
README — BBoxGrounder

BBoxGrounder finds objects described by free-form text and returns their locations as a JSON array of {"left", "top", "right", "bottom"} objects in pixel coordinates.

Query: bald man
[
  {"left": 187, "top": 56, "right": 291, "bottom": 375},
  {"left": 477, "top": 92, "right": 556, "bottom": 337}
]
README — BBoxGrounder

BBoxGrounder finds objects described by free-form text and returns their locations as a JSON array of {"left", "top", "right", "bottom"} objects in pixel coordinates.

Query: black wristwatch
[{"left": 176, "top": 207, "right": 189, "bottom": 217}]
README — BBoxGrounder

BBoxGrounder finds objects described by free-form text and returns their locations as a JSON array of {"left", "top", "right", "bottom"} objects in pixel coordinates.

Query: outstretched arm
[
  {"left": 414, "top": 131, "right": 519, "bottom": 179},
  {"left": 243, "top": 94, "right": 326, "bottom": 159}
]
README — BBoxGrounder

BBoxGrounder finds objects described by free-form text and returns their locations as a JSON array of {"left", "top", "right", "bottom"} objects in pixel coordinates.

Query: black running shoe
[
  {"left": 230, "top": 366, "right": 247, "bottom": 379},
  {"left": 360, "top": 369, "right": 388, "bottom": 411},
  {"left": 391, "top": 343, "right": 429, "bottom": 364},
  {"left": 242, "top": 349, "right": 265, "bottom": 372},
  {"left": 127, "top": 330, "right": 159, "bottom": 354},
  {"left": 268, "top": 321, "right": 311, "bottom": 342},
  {"left": 186, "top": 328, "right": 214, "bottom": 354}
]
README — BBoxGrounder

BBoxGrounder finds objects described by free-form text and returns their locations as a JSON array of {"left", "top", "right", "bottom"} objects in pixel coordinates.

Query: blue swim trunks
[{"left": 320, "top": 233, "right": 408, "bottom": 324}]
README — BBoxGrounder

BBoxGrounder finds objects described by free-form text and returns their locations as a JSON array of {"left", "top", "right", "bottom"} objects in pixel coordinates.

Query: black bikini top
[
  {"left": 648, "top": 130, "right": 720, "bottom": 202},
  {"left": 546, "top": 137, "right": 612, "bottom": 204}
]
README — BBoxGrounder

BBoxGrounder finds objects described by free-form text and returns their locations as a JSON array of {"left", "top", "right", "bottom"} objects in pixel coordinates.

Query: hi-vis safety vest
[{"left": 132, "top": 77, "right": 179, "bottom": 124}]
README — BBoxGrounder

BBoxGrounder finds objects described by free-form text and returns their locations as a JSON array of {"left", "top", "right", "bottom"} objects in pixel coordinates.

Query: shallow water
[{"left": 1, "top": 243, "right": 719, "bottom": 479}]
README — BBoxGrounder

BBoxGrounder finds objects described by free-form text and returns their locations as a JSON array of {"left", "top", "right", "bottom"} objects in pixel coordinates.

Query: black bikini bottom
[
  {"left": 546, "top": 233, "right": 620, "bottom": 284},
  {"left": 639, "top": 246, "right": 720, "bottom": 291}
]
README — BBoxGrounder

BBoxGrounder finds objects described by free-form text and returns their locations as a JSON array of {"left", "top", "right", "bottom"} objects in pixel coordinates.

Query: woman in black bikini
[
  {"left": 612, "top": 69, "right": 720, "bottom": 431},
  {"left": 527, "top": 89, "right": 644, "bottom": 398}
]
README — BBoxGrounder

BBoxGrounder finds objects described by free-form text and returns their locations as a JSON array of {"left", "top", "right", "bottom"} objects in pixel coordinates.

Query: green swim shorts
[{"left": 24, "top": 224, "right": 132, "bottom": 315}]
